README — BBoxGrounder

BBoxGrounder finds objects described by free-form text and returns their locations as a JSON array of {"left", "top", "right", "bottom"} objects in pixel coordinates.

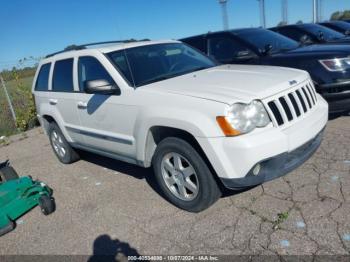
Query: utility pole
[
  {"left": 258, "top": 0, "right": 266, "bottom": 28},
  {"left": 282, "top": 0, "right": 288, "bottom": 25},
  {"left": 218, "top": 0, "right": 229, "bottom": 30},
  {"left": 0, "top": 74, "right": 17, "bottom": 124},
  {"left": 318, "top": 0, "right": 323, "bottom": 22},
  {"left": 313, "top": 0, "right": 318, "bottom": 23}
]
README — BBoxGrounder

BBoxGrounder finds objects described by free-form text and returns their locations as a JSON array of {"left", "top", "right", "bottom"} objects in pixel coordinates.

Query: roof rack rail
[{"left": 45, "top": 39, "right": 150, "bottom": 58}]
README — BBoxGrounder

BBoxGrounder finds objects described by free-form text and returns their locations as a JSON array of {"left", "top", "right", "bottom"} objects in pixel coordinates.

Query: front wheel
[{"left": 152, "top": 137, "right": 221, "bottom": 212}]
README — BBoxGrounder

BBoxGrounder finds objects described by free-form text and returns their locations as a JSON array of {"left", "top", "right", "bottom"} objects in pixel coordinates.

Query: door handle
[
  {"left": 77, "top": 101, "right": 88, "bottom": 109},
  {"left": 49, "top": 99, "right": 58, "bottom": 105}
]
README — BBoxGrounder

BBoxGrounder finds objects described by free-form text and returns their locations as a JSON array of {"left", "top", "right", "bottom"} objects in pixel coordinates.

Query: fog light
[{"left": 252, "top": 164, "right": 261, "bottom": 176}]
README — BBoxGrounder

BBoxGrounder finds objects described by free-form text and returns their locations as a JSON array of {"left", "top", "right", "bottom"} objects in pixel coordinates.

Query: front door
[{"left": 75, "top": 56, "right": 137, "bottom": 158}]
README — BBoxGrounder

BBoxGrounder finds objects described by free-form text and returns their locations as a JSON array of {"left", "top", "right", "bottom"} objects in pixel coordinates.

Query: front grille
[{"left": 266, "top": 82, "right": 318, "bottom": 127}]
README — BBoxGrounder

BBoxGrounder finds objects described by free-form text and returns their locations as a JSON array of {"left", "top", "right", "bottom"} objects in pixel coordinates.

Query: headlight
[
  {"left": 217, "top": 100, "right": 271, "bottom": 136},
  {"left": 319, "top": 57, "right": 350, "bottom": 72}
]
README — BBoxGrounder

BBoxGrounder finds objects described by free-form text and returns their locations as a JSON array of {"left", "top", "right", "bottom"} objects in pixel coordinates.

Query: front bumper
[
  {"left": 196, "top": 95, "right": 328, "bottom": 188},
  {"left": 319, "top": 81, "right": 350, "bottom": 113},
  {"left": 221, "top": 129, "right": 323, "bottom": 190}
]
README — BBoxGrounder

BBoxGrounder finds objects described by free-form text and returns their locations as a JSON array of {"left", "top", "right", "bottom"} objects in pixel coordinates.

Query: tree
[
  {"left": 296, "top": 20, "right": 303, "bottom": 24},
  {"left": 330, "top": 11, "right": 342, "bottom": 20},
  {"left": 330, "top": 10, "right": 350, "bottom": 20},
  {"left": 342, "top": 10, "right": 350, "bottom": 19}
]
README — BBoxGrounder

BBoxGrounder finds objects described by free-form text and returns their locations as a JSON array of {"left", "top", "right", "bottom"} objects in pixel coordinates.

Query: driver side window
[
  {"left": 78, "top": 56, "right": 115, "bottom": 92},
  {"left": 208, "top": 37, "right": 252, "bottom": 63},
  {"left": 278, "top": 28, "right": 307, "bottom": 42}
]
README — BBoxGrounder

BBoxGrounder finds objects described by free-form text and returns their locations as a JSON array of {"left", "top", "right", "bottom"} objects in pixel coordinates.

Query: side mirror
[
  {"left": 300, "top": 35, "right": 312, "bottom": 44},
  {"left": 262, "top": 44, "right": 273, "bottom": 56},
  {"left": 84, "top": 79, "right": 119, "bottom": 95},
  {"left": 234, "top": 50, "right": 257, "bottom": 61},
  {"left": 317, "top": 31, "right": 325, "bottom": 41}
]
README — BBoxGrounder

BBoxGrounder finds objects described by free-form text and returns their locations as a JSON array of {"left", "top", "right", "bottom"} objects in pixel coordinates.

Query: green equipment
[{"left": 0, "top": 160, "right": 55, "bottom": 237}]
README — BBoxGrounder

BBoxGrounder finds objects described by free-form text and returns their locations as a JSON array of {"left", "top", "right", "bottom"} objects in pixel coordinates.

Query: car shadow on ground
[
  {"left": 329, "top": 112, "right": 350, "bottom": 120},
  {"left": 78, "top": 150, "right": 249, "bottom": 203},
  {"left": 78, "top": 150, "right": 161, "bottom": 195},
  {"left": 88, "top": 234, "right": 140, "bottom": 262}
]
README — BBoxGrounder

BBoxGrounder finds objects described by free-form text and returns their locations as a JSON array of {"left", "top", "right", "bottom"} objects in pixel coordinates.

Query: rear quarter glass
[{"left": 35, "top": 63, "right": 51, "bottom": 91}]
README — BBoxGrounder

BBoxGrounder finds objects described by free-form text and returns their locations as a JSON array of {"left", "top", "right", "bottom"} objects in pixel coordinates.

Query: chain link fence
[
  {"left": 0, "top": 90, "right": 17, "bottom": 136},
  {"left": 0, "top": 74, "right": 36, "bottom": 137}
]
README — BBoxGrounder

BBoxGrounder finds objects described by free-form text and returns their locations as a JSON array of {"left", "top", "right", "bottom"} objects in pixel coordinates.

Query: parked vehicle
[
  {"left": 270, "top": 23, "right": 350, "bottom": 45},
  {"left": 32, "top": 40, "right": 328, "bottom": 212},
  {"left": 319, "top": 21, "right": 350, "bottom": 36},
  {"left": 181, "top": 28, "right": 350, "bottom": 114}
]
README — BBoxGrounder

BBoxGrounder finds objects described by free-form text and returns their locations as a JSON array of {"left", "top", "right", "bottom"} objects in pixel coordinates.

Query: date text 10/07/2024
[{"left": 128, "top": 255, "right": 219, "bottom": 261}]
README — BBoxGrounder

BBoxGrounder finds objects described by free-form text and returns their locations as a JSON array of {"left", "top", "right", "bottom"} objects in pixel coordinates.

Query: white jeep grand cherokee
[{"left": 32, "top": 40, "right": 328, "bottom": 212}]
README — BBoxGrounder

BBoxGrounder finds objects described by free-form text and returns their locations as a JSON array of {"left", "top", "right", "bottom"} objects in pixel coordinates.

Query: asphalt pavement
[{"left": 0, "top": 116, "right": 349, "bottom": 259}]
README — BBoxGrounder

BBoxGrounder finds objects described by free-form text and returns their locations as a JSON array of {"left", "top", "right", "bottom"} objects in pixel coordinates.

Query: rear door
[
  {"left": 50, "top": 58, "right": 82, "bottom": 143},
  {"left": 33, "top": 62, "right": 51, "bottom": 118}
]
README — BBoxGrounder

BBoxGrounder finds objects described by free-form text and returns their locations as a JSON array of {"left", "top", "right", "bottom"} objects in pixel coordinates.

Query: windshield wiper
[
  {"left": 137, "top": 75, "right": 172, "bottom": 87},
  {"left": 186, "top": 66, "right": 210, "bottom": 74},
  {"left": 137, "top": 66, "right": 212, "bottom": 87}
]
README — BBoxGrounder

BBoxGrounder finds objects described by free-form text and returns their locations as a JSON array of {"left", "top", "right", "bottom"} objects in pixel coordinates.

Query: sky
[{"left": 0, "top": 0, "right": 349, "bottom": 70}]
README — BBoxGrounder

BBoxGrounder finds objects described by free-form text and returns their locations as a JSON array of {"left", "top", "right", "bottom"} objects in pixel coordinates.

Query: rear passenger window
[
  {"left": 52, "top": 59, "right": 74, "bottom": 92},
  {"left": 78, "top": 56, "right": 114, "bottom": 91},
  {"left": 35, "top": 63, "right": 51, "bottom": 91}
]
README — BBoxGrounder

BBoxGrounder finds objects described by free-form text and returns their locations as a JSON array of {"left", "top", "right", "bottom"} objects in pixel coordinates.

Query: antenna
[
  {"left": 318, "top": 0, "right": 323, "bottom": 22},
  {"left": 313, "top": 0, "right": 318, "bottom": 23},
  {"left": 282, "top": 0, "right": 288, "bottom": 25},
  {"left": 258, "top": 0, "right": 266, "bottom": 28},
  {"left": 218, "top": 0, "right": 229, "bottom": 30}
]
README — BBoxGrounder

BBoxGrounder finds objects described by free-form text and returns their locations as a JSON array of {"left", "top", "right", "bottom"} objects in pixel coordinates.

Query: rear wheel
[
  {"left": 152, "top": 137, "right": 221, "bottom": 212},
  {"left": 0, "top": 220, "right": 15, "bottom": 237},
  {"left": 48, "top": 122, "right": 79, "bottom": 164}
]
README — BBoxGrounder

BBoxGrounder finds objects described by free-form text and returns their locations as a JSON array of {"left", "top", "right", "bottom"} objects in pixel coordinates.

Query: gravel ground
[{"left": 0, "top": 116, "right": 349, "bottom": 260}]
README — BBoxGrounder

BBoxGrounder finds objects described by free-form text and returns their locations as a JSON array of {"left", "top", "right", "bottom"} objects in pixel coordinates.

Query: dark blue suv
[{"left": 181, "top": 28, "right": 350, "bottom": 115}]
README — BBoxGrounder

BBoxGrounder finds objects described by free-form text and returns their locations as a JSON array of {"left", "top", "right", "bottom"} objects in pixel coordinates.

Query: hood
[
  {"left": 282, "top": 44, "right": 350, "bottom": 57},
  {"left": 326, "top": 37, "right": 350, "bottom": 44},
  {"left": 142, "top": 65, "right": 309, "bottom": 105}
]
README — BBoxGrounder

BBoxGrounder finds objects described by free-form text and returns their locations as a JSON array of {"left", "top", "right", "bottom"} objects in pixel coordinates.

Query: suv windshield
[
  {"left": 301, "top": 24, "right": 345, "bottom": 40},
  {"left": 234, "top": 29, "right": 299, "bottom": 54},
  {"left": 107, "top": 43, "right": 216, "bottom": 87}
]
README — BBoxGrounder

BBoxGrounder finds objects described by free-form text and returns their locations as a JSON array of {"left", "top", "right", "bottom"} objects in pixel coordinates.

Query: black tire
[
  {"left": 0, "top": 166, "right": 19, "bottom": 182},
  {"left": 0, "top": 221, "right": 15, "bottom": 237},
  {"left": 39, "top": 195, "right": 56, "bottom": 215},
  {"left": 48, "top": 122, "right": 79, "bottom": 164},
  {"left": 152, "top": 137, "right": 221, "bottom": 212}
]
